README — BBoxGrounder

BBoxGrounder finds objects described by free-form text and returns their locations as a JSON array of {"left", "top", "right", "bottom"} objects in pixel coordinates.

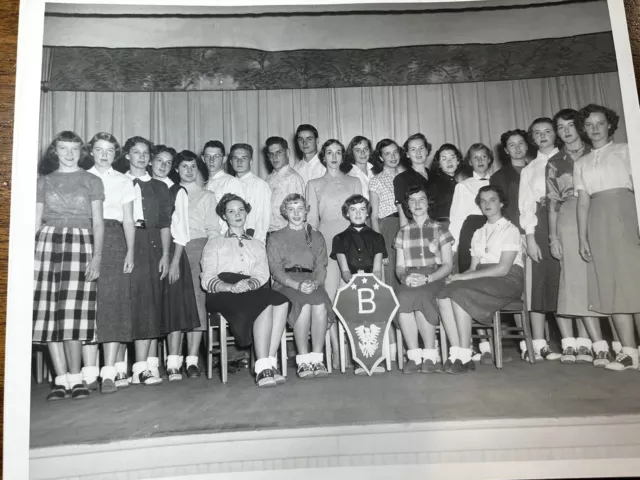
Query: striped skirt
[{"left": 33, "top": 226, "right": 97, "bottom": 343}]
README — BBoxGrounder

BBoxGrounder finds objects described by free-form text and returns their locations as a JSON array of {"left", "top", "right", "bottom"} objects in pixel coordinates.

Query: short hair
[
  {"left": 402, "top": 184, "right": 435, "bottom": 220},
  {"left": 39, "top": 130, "right": 88, "bottom": 175},
  {"left": 464, "top": 143, "right": 494, "bottom": 168},
  {"left": 551, "top": 109, "right": 590, "bottom": 147},
  {"left": 579, "top": 103, "right": 620, "bottom": 137},
  {"left": 475, "top": 185, "right": 509, "bottom": 214},
  {"left": 499, "top": 129, "right": 529, "bottom": 151},
  {"left": 279, "top": 193, "right": 309, "bottom": 220},
  {"left": 201, "top": 140, "right": 226, "bottom": 157},
  {"left": 295, "top": 124, "right": 318, "bottom": 140},
  {"left": 113, "top": 136, "right": 153, "bottom": 173},
  {"left": 149, "top": 144, "right": 177, "bottom": 181},
  {"left": 215, "top": 193, "right": 252, "bottom": 219},
  {"left": 229, "top": 143, "right": 254, "bottom": 159},
  {"left": 266, "top": 136, "right": 289, "bottom": 152},
  {"left": 318, "top": 139, "right": 346, "bottom": 167},
  {"left": 527, "top": 117, "right": 558, "bottom": 147},
  {"left": 344, "top": 135, "right": 373, "bottom": 168},
  {"left": 402, "top": 133, "right": 433, "bottom": 163},
  {"left": 341, "top": 194, "right": 371, "bottom": 220},
  {"left": 174, "top": 149, "right": 209, "bottom": 182},
  {"left": 80, "top": 132, "right": 122, "bottom": 170},
  {"left": 370, "top": 138, "right": 401, "bottom": 175},
  {"left": 431, "top": 143, "right": 463, "bottom": 176}
]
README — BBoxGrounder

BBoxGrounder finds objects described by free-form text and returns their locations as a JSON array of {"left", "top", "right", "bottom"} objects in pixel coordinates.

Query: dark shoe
[
  {"left": 605, "top": 352, "right": 637, "bottom": 371},
  {"left": 449, "top": 359, "right": 476, "bottom": 374},
  {"left": 593, "top": 350, "right": 611, "bottom": 368},
  {"left": 443, "top": 358, "right": 454, "bottom": 373},
  {"left": 402, "top": 359, "right": 420, "bottom": 374},
  {"left": 272, "top": 367, "right": 287, "bottom": 384},
  {"left": 576, "top": 346, "right": 594, "bottom": 364},
  {"left": 434, "top": 361, "right": 445, "bottom": 373},
  {"left": 137, "top": 369, "right": 163, "bottom": 385},
  {"left": 235, "top": 357, "right": 250, "bottom": 369},
  {"left": 46, "top": 385, "right": 68, "bottom": 401},
  {"left": 101, "top": 378, "right": 117, "bottom": 394},
  {"left": 479, "top": 352, "right": 493, "bottom": 365},
  {"left": 71, "top": 383, "right": 90, "bottom": 400},
  {"left": 297, "top": 363, "right": 314, "bottom": 379},
  {"left": 560, "top": 347, "right": 576, "bottom": 364},
  {"left": 186, "top": 364, "right": 202, "bottom": 379},
  {"left": 420, "top": 359, "right": 437, "bottom": 373},
  {"left": 312, "top": 362, "right": 329, "bottom": 378},
  {"left": 256, "top": 368, "right": 276, "bottom": 387},
  {"left": 114, "top": 372, "right": 130, "bottom": 388}
]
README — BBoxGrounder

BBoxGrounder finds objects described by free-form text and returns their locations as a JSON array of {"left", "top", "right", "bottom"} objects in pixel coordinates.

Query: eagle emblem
[{"left": 355, "top": 324, "right": 381, "bottom": 358}]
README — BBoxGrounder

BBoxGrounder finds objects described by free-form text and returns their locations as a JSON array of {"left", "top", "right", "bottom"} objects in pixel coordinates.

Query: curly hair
[
  {"left": 370, "top": 138, "right": 402, "bottom": 175},
  {"left": 464, "top": 143, "right": 494, "bottom": 169},
  {"left": 402, "top": 185, "right": 435, "bottom": 220},
  {"left": 579, "top": 103, "right": 620, "bottom": 137},
  {"left": 499, "top": 129, "right": 528, "bottom": 151},
  {"left": 527, "top": 117, "right": 559, "bottom": 148},
  {"left": 318, "top": 139, "right": 346, "bottom": 167},
  {"left": 148, "top": 144, "right": 177, "bottom": 181},
  {"left": 215, "top": 193, "right": 252, "bottom": 220},
  {"left": 475, "top": 185, "right": 508, "bottom": 214},
  {"left": 402, "top": 133, "right": 432, "bottom": 167},
  {"left": 343, "top": 136, "right": 373, "bottom": 174},
  {"left": 113, "top": 136, "right": 153, "bottom": 173},
  {"left": 39, "top": 131, "right": 88, "bottom": 175},
  {"left": 431, "top": 143, "right": 464, "bottom": 176},
  {"left": 279, "top": 193, "right": 309, "bottom": 220},
  {"left": 341, "top": 194, "right": 371, "bottom": 220},
  {"left": 173, "top": 149, "right": 209, "bottom": 183}
]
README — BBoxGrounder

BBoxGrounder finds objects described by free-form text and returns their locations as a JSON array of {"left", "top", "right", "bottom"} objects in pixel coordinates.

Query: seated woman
[
  {"left": 437, "top": 185, "right": 524, "bottom": 374},
  {"left": 394, "top": 185, "right": 454, "bottom": 374},
  {"left": 201, "top": 193, "right": 291, "bottom": 388},
  {"left": 267, "top": 193, "right": 332, "bottom": 379}
]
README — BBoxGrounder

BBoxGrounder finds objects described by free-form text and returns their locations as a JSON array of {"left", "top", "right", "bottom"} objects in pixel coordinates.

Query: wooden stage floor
[{"left": 29, "top": 349, "right": 640, "bottom": 450}]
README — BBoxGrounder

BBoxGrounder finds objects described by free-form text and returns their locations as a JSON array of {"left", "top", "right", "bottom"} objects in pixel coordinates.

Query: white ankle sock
[
  {"left": 593, "top": 340, "right": 609, "bottom": 354},
  {"left": 532, "top": 339, "right": 547, "bottom": 353},
  {"left": 166, "top": 355, "right": 182, "bottom": 370},
  {"left": 66, "top": 373, "right": 83, "bottom": 387},
  {"left": 309, "top": 352, "right": 323, "bottom": 364},
  {"left": 100, "top": 366, "right": 117, "bottom": 381},
  {"left": 612, "top": 341, "right": 622, "bottom": 354},
  {"left": 478, "top": 341, "right": 491, "bottom": 354},
  {"left": 268, "top": 356, "right": 278, "bottom": 368},
  {"left": 407, "top": 348, "right": 422, "bottom": 363},
  {"left": 519, "top": 340, "right": 527, "bottom": 354},
  {"left": 296, "top": 353, "right": 311, "bottom": 366},
  {"left": 622, "top": 347, "right": 639, "bottom": 367},
  {"left": 576, "top": 337, "right": 592, "bottom": 349},
  {"left": 132, "top": 361, "right": 148, "bottom": 377},
  {"left": 186, "top": 355, "right": 198, "bottom": 368},
  {"left": 255, "top": 358, "right": 271, "bottom": 375},
  {"left": 421, "top": 348, "right": 438, "bottom": 363},
  {"left": 147, "top": 356, "right": 160, "bottom": 369},
  {"left": 561, "top": 337, "right": 576, "bottom": 350},
  {"left": 448, "top": 346, "right": 459, "bottom": 361},
  {"left": 81, "top": 366, "right": 99, "bottom": 383},
  {"left": 115, "top": 361, "right": 128, "bottom": 374},
  {"left": 54, "top": 374, "right": 69, "bottom": 389},
  {"left": 457, "top": 347, "right": 472, "bottom": 364}
]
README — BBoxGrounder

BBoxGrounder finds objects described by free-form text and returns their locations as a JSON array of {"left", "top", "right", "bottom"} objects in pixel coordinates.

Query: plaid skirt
[{"left": 33, "top": 226, "right": 97, "bottom": 343}]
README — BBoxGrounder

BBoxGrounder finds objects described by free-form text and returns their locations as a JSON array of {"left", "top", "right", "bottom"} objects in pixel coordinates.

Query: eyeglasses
[{"left": 204, "top": 154, "right": 223, "bottom": 162}]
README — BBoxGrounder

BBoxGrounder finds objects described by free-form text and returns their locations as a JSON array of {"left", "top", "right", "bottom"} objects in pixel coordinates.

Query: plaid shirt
[
  {"left": 369, "top": 168, "right": 397, "bottom": 219},
  {"left": 393, "top": 220, "right": 454, "bottom": 267}
]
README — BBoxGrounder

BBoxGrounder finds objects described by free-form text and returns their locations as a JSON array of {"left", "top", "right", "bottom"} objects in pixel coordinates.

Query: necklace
[
  {"left": 566, "top": 143, "right": 585, "bottom": 157},
  {"left": 484, "top": 222, "right": 501, "bottom": 253}
]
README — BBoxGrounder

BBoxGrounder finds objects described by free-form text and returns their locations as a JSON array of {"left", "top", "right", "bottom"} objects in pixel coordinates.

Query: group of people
[{"left": 33, "top": 103, "right": 640, "bottom": 400}]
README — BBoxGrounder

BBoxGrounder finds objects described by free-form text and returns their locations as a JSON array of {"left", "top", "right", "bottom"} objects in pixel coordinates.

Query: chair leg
[
  {"left": 280, "top": 332, "right": 287, "bottom": 378},
  {"left": 207, "top": 317, "right": 213, "bottom": 380},
  {"left": 339, "top": 323, "right": 346, "bottom": 374},
  {"left": 396, "top": 326, "right": 404, "bottom": 370},
  {"left": 385, "top": 330, "right": 392, "bottom": 371},
  {"left": 35, "top": 350, "right": 44, "bottom": 384},
  {"left": 439, "top": 326, "right": 448, "bottom": 364},
  {"left": 522, "top": 308, "right": 536, "bottom": 365},
  {"left": 325, "top": 330, "right": 332, "bottom": 374},
  {"left": 220, "top": 315, "right": 228, "bottom": 384},
  {"left": 493, "top": 312, "right": 503, "bottom": 369}
]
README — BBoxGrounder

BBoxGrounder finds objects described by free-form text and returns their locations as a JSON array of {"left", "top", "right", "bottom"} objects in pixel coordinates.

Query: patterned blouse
[
  {"left": 368, "top": 168, "right": 397, "bottom": 219},
  {"left": 545, "top": 145, "right": 591, "bottom": 212},
  {"left": 393, "top": 220, "right": 454, "bottom": 268}
]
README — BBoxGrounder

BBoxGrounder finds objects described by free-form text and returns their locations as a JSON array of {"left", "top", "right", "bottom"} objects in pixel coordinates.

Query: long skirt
[
  {"left": 95, "top": 220, "right": 133, "bottom": 343},
  {"left": 556, "top": 197, "right": 604, "bottom": 317},
  {"left": 530, "top": 202, "right": 559, "bottom": 312},
  {"left": 395, "top": 265, "right": 444, "bottom": 326},
  {"left": 162, "top": 242, "right": 201, "bottom": 335},
  {"left": 33, "top": 226, "right": 97, "bottom": 343},
  {"left": 437, "top": 263, "right": 524, "bottom": 325},
  {"left": 587, "top": 188, "right": 640, "bottom": 314},
  {"left": 184, "top": 237, "right": 208, "bottom": 331},
  {"left": 273, "top": 272, "right": 334, "bottom": 327},
  {"left": 130, "top": 228, "right": 165, "bottom": 340},
  {"left": 205, "top": 288, "right": 291, "bottom": 347},
  {"left": 458, "top": 215, "right": 487, "bottom": 273},
  {"left": 379, "top": 214, "right": 400, "bottom": 290}
]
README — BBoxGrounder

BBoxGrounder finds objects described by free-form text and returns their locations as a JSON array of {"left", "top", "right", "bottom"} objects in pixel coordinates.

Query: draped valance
[{"left": 46, "top": 32, "right": 616, "bottom": 92}]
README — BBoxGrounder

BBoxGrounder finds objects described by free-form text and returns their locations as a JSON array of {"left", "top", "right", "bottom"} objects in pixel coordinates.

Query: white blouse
[
  {"left": 88, "top": 167, "right": 135, "bottom": 222},
  {"left": 158, "top": 176, "right": 190, "bottom": 247},
  {"left": 518, "top": 148, "right": 559, "bottom": 235},
  {"left": 347, "top": 163, "right": 375, "bottom": 199},
  {"left": 574, "top": 142, "right": 633, "bottom": 195},
  {"left": 448, "top": 171, "right": 491, "bottom": 250},
  {"left": 470, "top": 217, "right": 524, "bottom": 268}
]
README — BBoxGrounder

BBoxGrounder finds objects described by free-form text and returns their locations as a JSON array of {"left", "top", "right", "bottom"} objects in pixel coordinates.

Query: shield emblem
[{"left": 333, "top": 273, "right": 399, "bottom": 376}]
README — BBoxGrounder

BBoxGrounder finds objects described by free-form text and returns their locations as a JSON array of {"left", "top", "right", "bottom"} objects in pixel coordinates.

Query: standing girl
[{"left": 33, "top": 131, "right": 105, "bottom": 400}]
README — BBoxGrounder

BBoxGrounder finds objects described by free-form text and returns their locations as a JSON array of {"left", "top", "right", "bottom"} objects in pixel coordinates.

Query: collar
[
  {"left": 536, "top": 147, "right": 560, "bottom": 161},
  {"left": 591, "top": 141, "right": 614, "bottom": 152},
  {"left": 225, "top": 230, "right": 252, "bottom": 241},
  {"left": 348, "top": 224, "right": 371, "bottom": 233},
  {"left": 486, "top": 217, "right": 509, "bottom": 228},
  {"left": 88, "top": 166, "right": 114, "bottom": 177},
  {"left": 237, "top": 171, "right": 255, "bottom": 181},
  {"left": 158, "top": 176, "right": 173, "bottom": 187},
  {"left": 473, "top": 171, "right": 491, "bottom": 181},
  {"left": 275, "top": 165, "right": 291, "bottom": 176},
  {"left": 126, "top": 171, "right": 152, "bottom": 182},
  {"left": 211, "top": 170, "right": 228, "bottom": 179}
]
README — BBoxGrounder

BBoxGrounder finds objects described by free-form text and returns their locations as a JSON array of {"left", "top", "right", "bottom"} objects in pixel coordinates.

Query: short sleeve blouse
[{"left": 393, "top": 220, "right": 454, "bottom": 268}]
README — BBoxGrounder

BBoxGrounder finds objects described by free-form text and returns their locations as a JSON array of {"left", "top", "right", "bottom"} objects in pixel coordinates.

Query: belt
[
  {"left": 135, "top": 220, "right": 147, "bottom": 229},
  {"left": 285, "top": 266, "right": 313, "bottom": 273},
  {"left": 384, "top": 212, "right": 399, "bottom": 219},
  {"left": 350, "top": 267, "right": 373, "bottom": 274}
]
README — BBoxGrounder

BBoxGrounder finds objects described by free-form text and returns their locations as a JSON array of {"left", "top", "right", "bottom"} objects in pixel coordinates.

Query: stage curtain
[{"left": 43, "top": 72, "right": 625, "bottom": 178}]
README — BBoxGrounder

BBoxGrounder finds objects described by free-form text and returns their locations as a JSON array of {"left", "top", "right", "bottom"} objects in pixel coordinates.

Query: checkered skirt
[{"left": 32, "top": 226, "right": 97, "bottom": 343}]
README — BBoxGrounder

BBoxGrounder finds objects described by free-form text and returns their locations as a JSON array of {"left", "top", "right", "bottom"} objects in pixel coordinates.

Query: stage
[{"left": 28, "top": 351, "right": 640, "bottom": 479}]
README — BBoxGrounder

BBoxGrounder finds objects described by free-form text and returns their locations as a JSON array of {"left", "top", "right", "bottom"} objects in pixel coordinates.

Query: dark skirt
[
  {"left": 130, "top": 228, "right": 165, "bottom": 340},
  {"left": 184, "top": 237, "right": 208, "bottom": 330},
  {"left": 95, "top": 220, "right": 133, "bottom": 343},
  {"left": 530, "top": 202, "right": 559, "bottom": 312},
  {"left": 33, "top": 226, "right": 97, "bottom": 343},
  {"left": 396, "top": 265, "right": 444, "bottom": 326},
  {"left": 379, "top": 214, "right": 400, "bottom": 290},
  {"left": 162, "top": 242, "right": 201, "bottom": 335},
  {"left": 206, "top": 288, "right": 291, "bottom": 347},
  {"left": 457, "top": 215, "right": 487, "bottom": 273},
  {"left": 437, "top": 263, "right": 524, "bottom": 325},
  {"left": 587, "top": 188, "right": 640, "bottom": 313},
  {"left": 273, "top": 272, "right": 334, "bottom": 327}
]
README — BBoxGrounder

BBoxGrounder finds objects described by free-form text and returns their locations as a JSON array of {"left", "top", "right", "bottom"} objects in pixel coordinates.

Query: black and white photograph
[{"left": 5, "top": 0, "right": 640, "bottom": 478}]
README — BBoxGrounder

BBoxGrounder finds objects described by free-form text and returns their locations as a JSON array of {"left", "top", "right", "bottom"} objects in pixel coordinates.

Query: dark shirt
[
  {"left": 330, "top": 225, "right": 388, "bottom": 273},
  {"left": 489, "top": 163, "right": 523, "bottom": 233},
  {"left": 430, "top": 172, "right": 458, "bottom": 220},
  {"left": 393, "top": 168, "right": 438, "bottom": 217}
]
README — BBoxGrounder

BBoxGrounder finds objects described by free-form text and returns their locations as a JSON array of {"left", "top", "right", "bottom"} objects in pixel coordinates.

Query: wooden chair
[
  {"left": 396, "top": 324, "right": 448, "bottom": 370},
  {"left": 206, "top": 312, "right": 287, "bottom": 384}
]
